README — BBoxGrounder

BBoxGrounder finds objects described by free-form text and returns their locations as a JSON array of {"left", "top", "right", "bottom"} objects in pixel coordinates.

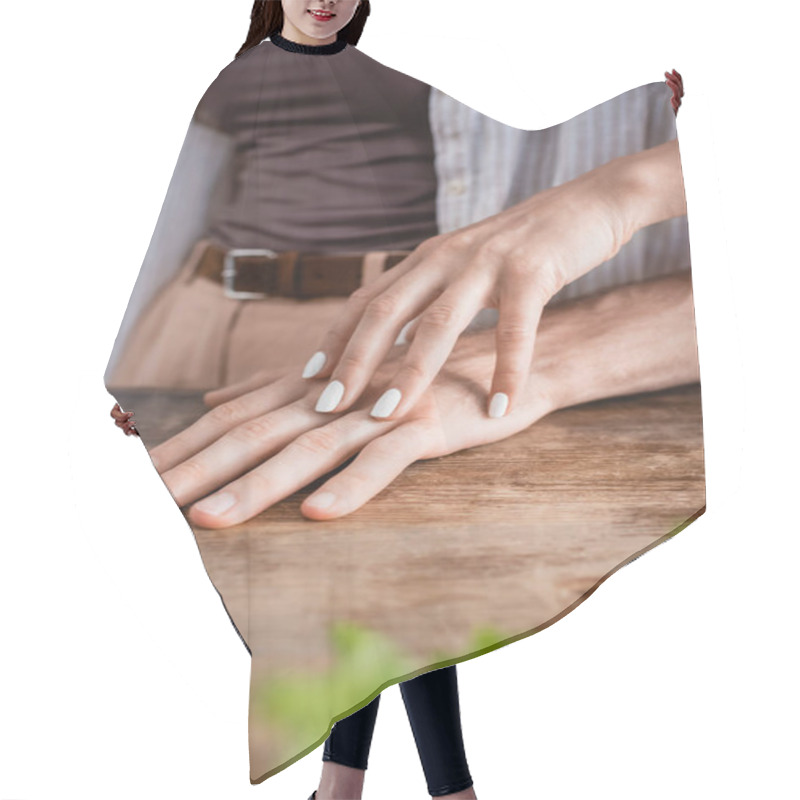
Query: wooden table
[{"left": 114, "top": 383, "right": 705, "bottom": 783}]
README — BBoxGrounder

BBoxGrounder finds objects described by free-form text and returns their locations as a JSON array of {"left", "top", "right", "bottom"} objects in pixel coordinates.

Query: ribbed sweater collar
[{"left": 269, "top": 31, "right": 348, "bottom": 55}]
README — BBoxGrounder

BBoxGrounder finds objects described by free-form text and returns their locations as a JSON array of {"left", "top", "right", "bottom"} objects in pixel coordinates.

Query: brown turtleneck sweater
[{"left": 193, "top": 32, "right": 438, "bottom": 254}]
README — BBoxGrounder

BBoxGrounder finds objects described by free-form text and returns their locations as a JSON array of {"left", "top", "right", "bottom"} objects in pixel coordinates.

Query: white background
[{"left": 1, "top": 1, "right": 797, "bottom": 798}]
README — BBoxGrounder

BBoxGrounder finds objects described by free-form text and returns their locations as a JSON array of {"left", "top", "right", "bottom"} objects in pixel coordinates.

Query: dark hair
[{"left": 236, "top": 1, "right": 371, "bottom": 59}]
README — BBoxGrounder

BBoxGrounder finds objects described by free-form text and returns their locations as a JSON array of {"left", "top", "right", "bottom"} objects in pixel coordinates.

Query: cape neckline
[{"left": 269, "top": 31, "right": 348, "bottom": 55}]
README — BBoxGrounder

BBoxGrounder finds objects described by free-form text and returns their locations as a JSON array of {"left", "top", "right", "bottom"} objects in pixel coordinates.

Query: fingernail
[
  {"left": 302, "top": 351, "right": 327, "bottom": 378},
  {"left": 193, "top": 491, "right": 236, "bottom": 516},
  {"left": 489, "top": 392, "right": 509, "bottom": 418},
  {"left": 371, "top": 388, "right": 402, "bottom": 418},
  {"left": 305, "top": 491, "right": 336, "bottom": 511},
  {"left": 395, "top": 320, "right": 414, "bottom": 345},
  {"left": 316, "top": 379, "right": 345, "bottom": 413}
]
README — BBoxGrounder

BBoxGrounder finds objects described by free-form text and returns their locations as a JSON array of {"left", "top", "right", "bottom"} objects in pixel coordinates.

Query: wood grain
[{"left": 114, "top": 382, "right": 705, "bottom": 780}]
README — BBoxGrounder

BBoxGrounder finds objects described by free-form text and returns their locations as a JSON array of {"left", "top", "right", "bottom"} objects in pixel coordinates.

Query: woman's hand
[
  {"left": 298, "top": 140, "right": 686, "bottom": 424},
  {"left": 665, "top": 69, "right": 684, "bottom": 115},
  {"left": 110, "top": 402, "right": 139, "bottom": 436},
  {"left": 148, "top": 332, "right": 556, "bottom": 528},
  {"left": 148, "top": 269, "right": 699, "bottom": 529}
]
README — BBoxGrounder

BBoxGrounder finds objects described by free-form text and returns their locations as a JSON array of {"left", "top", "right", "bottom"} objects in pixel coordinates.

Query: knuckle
[
  {"left": 336, "top": 351, "right": 367, "bottom": 376},
  {"left": 175, "top": 457, "right": 208, "bottom": 485},
  {"left": 320, "top": 328, "right": 349, "bottom": 356},
  {"left": 207, "top": 401, "right": 245, "bottom": 429},
  {"left": 347, "top": 284, "right": 375, "bottom": 308},
  {"left": 365, "top": 292, "right": 402, "bottom": 321},
  {"left": 495, "top": 364, "right": 527, "bottom": 382},
  {"left": 231, "top": 415, "right": 277, "bottom": 443},
  {"left": 397, "top": 361, "right": 428, "bottom": 384},
  {"left": 496, "top": 319, "right": 531, "bottom": 344},
  {"left": 506, "top": 261, "right": 561, "bottom": 304},
  {"left": 454, "top": 222, "right": 494, "bottom": 250},
  {"left": 413, "top": 235, "right": 441, "bottom": 257},
  {"left": 536, "top": 266, "right": 565, "bottom": 299},
  {"left": 293, "top": 426, "right": 342, "bottom": 456},
  {"left": 338, "top": 468, "right": 372, "bottom": 494},
  {"left": 421, "top": 302, "right": 459, "bottom": 330},
  {"left": 412, "top": 234, "right": 443, "bottom": 257},
  {"left": 238, "top": 468, "right": 272, "bottom": 500},
  {"left": 475, "top": 234, "right": 510, "bottom": 262},
  {"left": 439, "top": 231, "right": 471, "bottom": 254},
  {"left": 504, "top": 250, "right": 534, "bottom": 279}
]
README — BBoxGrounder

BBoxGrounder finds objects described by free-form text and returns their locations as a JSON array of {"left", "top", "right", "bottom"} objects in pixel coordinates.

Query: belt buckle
[{"left": 223, "top": 248, "right": 279, "bottom": 300}]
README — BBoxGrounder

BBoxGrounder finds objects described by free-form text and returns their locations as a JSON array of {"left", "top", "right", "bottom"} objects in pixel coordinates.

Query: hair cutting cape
[{"left": 104, "top": 36, "right": 703, "bottom": 784}]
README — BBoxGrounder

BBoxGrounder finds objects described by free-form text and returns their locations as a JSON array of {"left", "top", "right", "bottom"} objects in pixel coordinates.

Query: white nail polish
[
  {"left": 316, "top": 380, "right": 345, "bottom": 413},
  {"left": 302, "top": 351, "right": 327, "bottom": 378},
  {"left": 489, "top": 392, "right": 509, "bottom": 418},
  {"left": 371, "top": 388, "right": 402, "bottom": 418},
  {"left": 194, "top": 491, "right": 236, "bottom": 516}
]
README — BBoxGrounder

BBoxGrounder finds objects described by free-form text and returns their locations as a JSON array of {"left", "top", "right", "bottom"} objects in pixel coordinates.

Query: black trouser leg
[
  {"left": 323, "top": 693, "right": 381, "bottom": 770},
  {"left": 322, "top": 664, "right": 473, "bottom": 797},
  {"left": 400, "top": 665, "right": 473, "bottom": 797}
]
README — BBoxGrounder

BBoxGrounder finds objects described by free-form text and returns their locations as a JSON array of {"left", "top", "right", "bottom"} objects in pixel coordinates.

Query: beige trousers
[{"left": 107, "top": 239, "right": 351, "bottom": 392}]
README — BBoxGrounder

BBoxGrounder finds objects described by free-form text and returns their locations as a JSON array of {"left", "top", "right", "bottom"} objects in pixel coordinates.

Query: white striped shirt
[{"left": 430, "top": 79, "right": 690, "bottom": 310}]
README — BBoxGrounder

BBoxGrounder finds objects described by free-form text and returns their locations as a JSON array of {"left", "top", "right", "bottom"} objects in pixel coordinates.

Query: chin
[{"left": 303, "top": 28, "right": 341, "bottom": 41}]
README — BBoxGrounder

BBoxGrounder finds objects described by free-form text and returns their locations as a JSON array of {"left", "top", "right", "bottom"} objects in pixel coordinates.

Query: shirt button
[{"left": 447, "top": 179, "right": 467, "bottom": 195}]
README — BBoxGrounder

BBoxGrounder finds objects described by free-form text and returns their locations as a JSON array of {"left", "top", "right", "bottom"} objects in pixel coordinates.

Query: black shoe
[{"left": 307, "top": 792, "right": 317, "bottom": 800}]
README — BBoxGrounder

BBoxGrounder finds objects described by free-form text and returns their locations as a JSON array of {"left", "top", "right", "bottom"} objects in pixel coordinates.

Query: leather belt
[{"left": 193, "top": 241, "right": 412, "bottom": 299}]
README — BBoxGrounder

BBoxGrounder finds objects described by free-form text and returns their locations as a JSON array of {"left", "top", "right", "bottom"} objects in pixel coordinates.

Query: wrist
[
  {"left": 530, "top": 272, "right": 699, "bottom": 412},
  {"left": 596, "top": 139, "right": 688, "bottom": 238}
]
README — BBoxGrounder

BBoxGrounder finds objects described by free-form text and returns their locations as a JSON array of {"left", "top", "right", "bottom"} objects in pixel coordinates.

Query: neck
[{"left": 269, "top": 30, "right": 348, "bottom": 56}]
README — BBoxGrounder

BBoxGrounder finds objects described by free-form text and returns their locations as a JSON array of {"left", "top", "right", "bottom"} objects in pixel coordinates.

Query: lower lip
[{"left": 307, "top": 10, "right": 335, "bottom": 22}]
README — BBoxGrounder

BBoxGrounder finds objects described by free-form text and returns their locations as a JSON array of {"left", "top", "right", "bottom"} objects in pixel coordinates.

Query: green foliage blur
[{"left": 252, "top": 618, "right": 509, "bottom": 760}]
